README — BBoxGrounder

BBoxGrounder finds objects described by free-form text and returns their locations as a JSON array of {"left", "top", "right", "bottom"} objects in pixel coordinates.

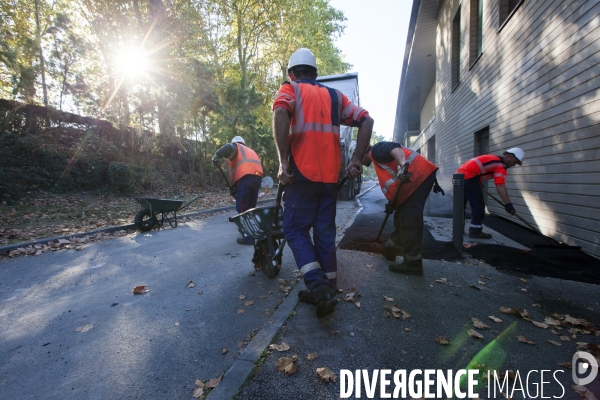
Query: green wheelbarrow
[
  {"left": 134, "top": 196, "right": 204, "bottom": 232},
  {"left": 229, "top": 185, "right": 286, "bottom": 279}
]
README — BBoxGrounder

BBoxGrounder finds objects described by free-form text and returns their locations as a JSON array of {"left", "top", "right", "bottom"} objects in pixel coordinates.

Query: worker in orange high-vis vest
[
  {"left": 361, "top": 142, "right": 442, "bottom": 276},
  {"left": 212, "top": 136, "right": 263, "bottom": 245},
  {"left": 272, "top": 48, "right": 373, "bottom": 318},
  {"left": 456, "top": 148, "right": 524, "bottom": 239}
]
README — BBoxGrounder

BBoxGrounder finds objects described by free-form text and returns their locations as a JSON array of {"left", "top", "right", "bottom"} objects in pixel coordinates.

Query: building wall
[
  {"left": 420, "top": 84, "right": 437, "bottom": 131},
  {"left": 413, "top": 0, "right": 600, "bottom": 257}
]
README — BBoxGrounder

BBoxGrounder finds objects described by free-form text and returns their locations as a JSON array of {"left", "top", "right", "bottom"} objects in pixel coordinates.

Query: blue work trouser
[
  {"left": 235, "top": 174, "right": 262, "bottom": 213},
  {"left": 464, "top": 177, "right": 486, "bottom": 232},
  {"left": 282, "top": 181, "right": 337, "bottom": 291},
  {"left": 388, "top": 172, "right": 435, "bottom": 259}
]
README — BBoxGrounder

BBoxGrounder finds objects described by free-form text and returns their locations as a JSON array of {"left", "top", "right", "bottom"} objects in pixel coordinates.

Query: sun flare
[{"left": 116, "top": 49, "right": 148, "bottom": 77}]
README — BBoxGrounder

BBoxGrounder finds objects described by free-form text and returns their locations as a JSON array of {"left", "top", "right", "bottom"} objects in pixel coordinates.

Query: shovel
[
  {"left": 216, "top": 164, "right": 235, "bottom": 196},
  {"left": 481, "top": 187, "right": 581, "bottom": 250}
]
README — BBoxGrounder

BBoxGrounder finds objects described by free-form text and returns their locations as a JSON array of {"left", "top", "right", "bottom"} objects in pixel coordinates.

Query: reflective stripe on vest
[
  {"left": 373, "top": 148, "right": 438, "bottom": 206},
  {"left": 228, "top": 144, "right": 263, "bottom": 185},
  {"left": 287, "top": 81, "right": 342, "bottom": 183}
]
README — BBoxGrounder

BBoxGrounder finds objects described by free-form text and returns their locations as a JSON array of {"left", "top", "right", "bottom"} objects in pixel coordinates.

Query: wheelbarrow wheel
[
  {"left": 135, "top": 209, "right": 157, "bottom": 232},
  {"left": 258, "top": 238, "right": 282, "bottom": 279}
]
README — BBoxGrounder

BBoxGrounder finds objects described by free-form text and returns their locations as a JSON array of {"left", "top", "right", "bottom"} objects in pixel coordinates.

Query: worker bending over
[{"left": 456, "top": 148, "right": 524, "bottom": 239}]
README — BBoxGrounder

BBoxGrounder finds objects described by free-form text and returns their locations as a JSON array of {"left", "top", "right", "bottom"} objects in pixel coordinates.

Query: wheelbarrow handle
[
  {"left": 272, "top": 183, "right": 284, "bottom": 227},
  {"left": 179, "top": 196, "right": 205, "bottom": 211}
]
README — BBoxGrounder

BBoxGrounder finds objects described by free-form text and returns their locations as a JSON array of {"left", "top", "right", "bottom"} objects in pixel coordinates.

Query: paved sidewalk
[{"left": 209, "top": 188, "right": 600, "bottom": 400}]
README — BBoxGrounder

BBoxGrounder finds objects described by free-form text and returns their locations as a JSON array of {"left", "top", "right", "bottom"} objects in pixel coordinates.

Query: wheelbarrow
[
  {"left": 229, "top": 185, "right": 286, "bottom": 278},
  {"left": 134, "top": 196, "right": 204, "bottom": 232}
]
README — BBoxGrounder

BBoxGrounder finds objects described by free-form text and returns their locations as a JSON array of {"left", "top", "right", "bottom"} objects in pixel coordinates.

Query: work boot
[
  {"left": 382, "top": 246, "right": 397, "bottom": 262},
  {"left": 312, "top": 285, "right": 338, "bottom": 318},
  {"left": 469, "top": 230, "right": 492, "bottom": 239},
  {"left": 297, "top": 290, "right": 317, "bottom": 304},
  {"left": 389, "top": 258, "right": 423, "bottom": 276},
  {"left": 237, "top": 236, "right": 253, "bottom": 245}
]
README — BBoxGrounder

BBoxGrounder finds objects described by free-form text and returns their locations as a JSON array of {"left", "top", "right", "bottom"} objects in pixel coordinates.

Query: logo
[{"left": 572, "top": 351, "right": 599, "bottom": 386}]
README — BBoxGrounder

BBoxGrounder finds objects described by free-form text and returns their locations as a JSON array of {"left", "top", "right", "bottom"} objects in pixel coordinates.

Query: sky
[{"left": 327, "top": 0, "right": 413, "bottom": 140}]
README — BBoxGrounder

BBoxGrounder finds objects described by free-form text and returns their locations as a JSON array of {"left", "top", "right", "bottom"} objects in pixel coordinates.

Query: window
[
  {"left": 452, "top": 7, "right": 461, "bottom": 88},
  {"left": 499, "top": 0, "right": 523, "bottom": 28},
  {"left": 427, "top": 135, "right": 436, "bottom": 165},
  {"left": 470, "top": 0, "right": 483, "bottom": 65},
  {"left": 474, "top": 127, "right": 489, "bottom": 156}
]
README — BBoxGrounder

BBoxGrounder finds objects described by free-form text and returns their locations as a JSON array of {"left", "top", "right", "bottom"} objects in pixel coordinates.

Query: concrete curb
[
  {"left": 0, "top": 198, "right": 275, "bottom": 255},
  {"left": 206, "top": 283, "right": 303, "bottom": 400}
]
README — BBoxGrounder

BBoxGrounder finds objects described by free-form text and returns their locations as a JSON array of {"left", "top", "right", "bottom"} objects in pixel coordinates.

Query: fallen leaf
[
  {"left": 186, "top": 281, "right": 196, "bottom": 288},
  {"left": 405, "top": 328, "right": 411, "bottom": 332},
  {"left": 519, "top": 278, "right": 528, "bottom": 283},
  {"left": 75, "top": 324, "right": 93, "bottom": 333},
  {"left": 276, "top": 355, "right": 298, "bottom": 377},
  {"left": 521, "top": 288, "right": 528, "bottom": 292},
  {"left": 532, "top": 303, "right": 541, "bottom": 307},
  {"left": 384, "top": 295, "right": 394, "bottom": 302},
  {"left": 355, "top": 301, "right": 361, "bottom": 309},
  {"left": 560, "top": 335, "right": 571, "bottom": 342},
  {"left": 244, "top": 300, "right": 255, "bottom": 306},
  {"left": 557, "top": 362, "right": 572, "bottom": 369},
  {"left": 237, "top": 309, "right": 246, "bottom": 314},
  {"left": 471, "top": 317, "right": 490, "bottom": 330},
  {"left": 237, "top": 341, "right": 245, "bottom": 348},
  {"left": 195, "top": 380, "right": 204, "bottom": 388},
  {"left": 133, "top": 285, "right": 148, "bottom": 294},
  {"left": 544, "top": 317, "right": 561, "bottom": 326},
  {"left": 532, "top": 321, "right": 549, "bottom": 329},
  {"left": 478, "top": 281, "right": 488, "bottom": 286},
  {"left": 192, "top": 387, "right": 204, "bottom": 398},
  {"left": 468, "top": 329, "right": 483, "bottom": 339},
  {"left": 198, "top": 291, "right": 203, "bottom": 295},
  {"left": 205, "top": 374, "right": 223, "bottom": 388},
  {"left": 307, "top": 352, "right": 318, "bottom": 361},
  {"left": 548, "top": 340, "right": 562, "bottom": 346},
  {"left": 499, "top": 307, "right": 513, "bottom": 315},
  {"left": 269, "top": 342, "right": 290, "bottom": 352},
  {"left": 316, "top": 366, "right": 337, "bottom": 382},
  {"left": 480, "top": 275, "right": 492, "bottom": 280},
  {"left": 239, "top": 295, "right": 247, "bottom": 300},
  {"left": 489, "top": 316, "right": 503, "bottom": 323},
  {"left": 572, "top": 385, "right": 598, "bottom": 400},
  {"left": 436, "top": 336, "right": 451, "bottom": 345},
  {"left": 517, "top": 335, "right": 535, "bottom": 345},
  {"left": 259, "top": 295, "right": 266, "bottom": 299},
  {"left": 366, "top": 264, "right": 373, "bottom": 268},
  {"left": 175, "top": 322, "right": 179, "bottom": 326},
  {"left": 222, "top": 348, "right": 228, "bottom": 354},
  {"left": 331, "top": 331, "right": 341, "bottom": 335}
]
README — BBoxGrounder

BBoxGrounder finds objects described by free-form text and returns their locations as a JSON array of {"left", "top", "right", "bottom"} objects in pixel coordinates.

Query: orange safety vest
[
  {"left": 456, "top": 154, "right": 507, "bottom": 185},
  {"left": 228, "top": 143, "right": 263, "bottom": 185},
  {"left": 373, "top": 148, "right": 438, "bottom": 206}
]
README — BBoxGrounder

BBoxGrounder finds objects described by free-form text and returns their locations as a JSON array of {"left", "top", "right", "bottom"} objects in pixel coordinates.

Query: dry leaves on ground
[
  {"left": 517, "top": 335, "right": 535, "bottom": 345},
  {"left": 548, "top": 340, "right": 562, "bottom": 346},
  {"left": 471, "top": 317, "right": 490, "bottom": 330},
  {"left": 192, "top": 374, "right": 224, "bottom": 398},
  {"left": 269, "top": 342, "right": 290, "bottom": 352},
  {"left": 572, "top": 385, "right": 598, "bottom": 400},
  {"left": 385, "top": 304, "right": 411, "bottom": 320},
  {"left": 468, "top": 329, "right": 484, "bottom": 339},
  {"left": 532, "top": 321, "right": 549, "bottom": 329},
  {"left": 133, "top": 285, "right": 148, "bottom": 294},
  {"left": 435, "top": 278, "right": 461, "bottom": 287},
  {"left": 221, "top": 348, "right": 227, "bottom": 355},
  {"left": 276, "top": 355, "right": 298, "bottom": 377},
  {"left": 244, "top": 300, "right": 255, "bottom": 306},
  {"left": 384, "top": 295, "right": 394, "bottom": 302},
  {"left": 489, "top": 316, "right": 503, "bottom": 323},
  {"left": 436, "top": 336, "right": 451, "bottom": 345},
  {"left": 186, "top": 281, "right": 196, "bottom": 288},
  {"left": 307, "top": 352, "right": 318, "bottom": 361},
  {"left": 239, "top": 295, "right": 247, "bottom": 300},
  {"left": 316, "top": 367, "right": 337, "bottom": 382}
]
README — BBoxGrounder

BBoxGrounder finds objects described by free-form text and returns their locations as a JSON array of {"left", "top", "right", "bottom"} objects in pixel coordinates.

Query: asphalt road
[{"left": 0, "top": 209, "right": 300, "bottom": 399}]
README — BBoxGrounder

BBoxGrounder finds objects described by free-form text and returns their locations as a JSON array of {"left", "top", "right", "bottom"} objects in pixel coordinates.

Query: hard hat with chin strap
[
  {"left": 231, "top": 136, "right": 245, "bottom": 145},
  {"left": 287, "top": 48, "right": 317, "bottom": 71},
  {"left": 505, "top": 147, "right": 525, "bottom": 165}
]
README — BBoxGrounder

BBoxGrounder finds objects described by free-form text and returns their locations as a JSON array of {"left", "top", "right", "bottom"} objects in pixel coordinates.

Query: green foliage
[{"left": 108, "top": 161, "right": 142, "bottom": 194}]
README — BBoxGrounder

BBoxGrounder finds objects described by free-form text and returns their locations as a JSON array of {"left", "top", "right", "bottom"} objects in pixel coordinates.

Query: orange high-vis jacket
[
  {"left": 456, "top": 155, "right": 507, "bottom": 185},
  {"left": 373, "top": 148, "right": 438, "bottom": 206},
  {"left": 273, "top": 79, "right": 369, "bottom": 183},
  {"left": 228, "top": 143, "right": 263, "bottom": 186}
]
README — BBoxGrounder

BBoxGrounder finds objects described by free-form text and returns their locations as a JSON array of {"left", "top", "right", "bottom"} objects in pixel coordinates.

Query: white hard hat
[
  {"left": 287, "top": 48, "right": 317, "bottom": 71},
  {"left": 505, "top": 147, "right": 525, "bottom": 165},
  {"left": 231, "top": 136, "right": 245, "bottom": 145}
]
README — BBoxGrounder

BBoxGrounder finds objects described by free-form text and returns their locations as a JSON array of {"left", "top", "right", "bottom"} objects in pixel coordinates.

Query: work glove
[
  {"left": 397, "top": 163, "right": 412, "bottom": 183},
  {"left": 432, "top": 180, "right": 445, "bottom": 195},
  {"left": 229, "top": 185, "right": 237, "bottom": 197},
  {"left": 504, "top": 203, "right": 516, "bottom": 215},
  {"left": 384, "top": 203, "right": 395, "bottom": 215},
  {"left": 212, "top": 154, "right": 220, "bottom": 166}
]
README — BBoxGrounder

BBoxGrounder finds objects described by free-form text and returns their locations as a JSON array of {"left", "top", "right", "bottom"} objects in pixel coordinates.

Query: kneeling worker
[
  {"left": 212, "top": 136, "right": 263, "bottom": 245},
  {"left": 456, "top": 148, "right": 524, "bottom": 239},
  {"left": 361, "top": 141, "right": 441, "bottom": 276}
]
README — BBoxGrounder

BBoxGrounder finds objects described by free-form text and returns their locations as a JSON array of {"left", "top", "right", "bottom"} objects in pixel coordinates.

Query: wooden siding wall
[{"left": 421, "top": 0, "right": 600, "bottom": 257}]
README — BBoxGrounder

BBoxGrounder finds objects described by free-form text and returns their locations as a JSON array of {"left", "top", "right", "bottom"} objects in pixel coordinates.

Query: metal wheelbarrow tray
[
  {"left": 134, "top": 196, "right": 203, "bottom": 232},
  {"left": 229, "top": 186, "right": 286, "bottom": 278}
]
